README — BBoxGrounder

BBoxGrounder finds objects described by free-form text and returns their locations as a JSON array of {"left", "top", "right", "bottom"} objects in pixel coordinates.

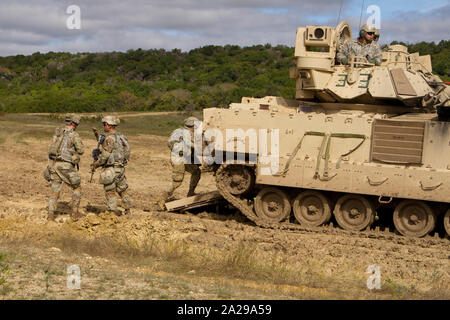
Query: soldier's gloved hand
[
  {"left": 368, "top": 59, "right": 376, "bottom": 64},
  {"left": 91, "top": 163, "right": 100, "bottom": 170}
]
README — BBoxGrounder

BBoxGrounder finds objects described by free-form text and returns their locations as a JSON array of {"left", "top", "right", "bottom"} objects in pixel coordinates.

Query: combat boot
[
  {"left": 187, "top": 185, "right": 197, "bottom": 197},
  {"left": 119, "top": 191, "right": 131, "bottom": 216},
  {"left": 71, "top": 209, "right": 83, "bottom": 221},
  {"left": 47, "top": 211, "right": 56, "bottom": 221},
  {"left": 157, "top": 199, "right": 166, "bottom": 211},
  {"left": 111, "top": 209, "right": 122, "bottom": 216},
  {"left": 157, "top": 191, "right": 170, "bottom": 211}
]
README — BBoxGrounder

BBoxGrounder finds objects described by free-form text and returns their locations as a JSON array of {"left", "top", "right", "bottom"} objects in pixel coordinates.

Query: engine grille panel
[{"left": 371, "top": 119, "right": 425, "bottom": 164}]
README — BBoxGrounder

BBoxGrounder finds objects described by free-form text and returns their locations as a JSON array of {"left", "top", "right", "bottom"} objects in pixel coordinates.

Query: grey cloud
[
  {"left": 0, "top": 0, "right": 447, "bottom": 56},
  {"left": 379, "top": 4, "right": 450, "bottom": 44},
  {"left": 0, "top": 29, "right": 52, "bottom": 45},
  {"left": 0, "top": 2, "right": 68, "bottom": 36}
]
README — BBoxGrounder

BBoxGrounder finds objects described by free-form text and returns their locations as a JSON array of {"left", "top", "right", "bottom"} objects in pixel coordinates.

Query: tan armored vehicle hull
[
  {"left": 203, "top": 96, "right": 450, "bottom": 238},
  {"left": 198, "top": 22, "right": 450, "bottom": 239}
]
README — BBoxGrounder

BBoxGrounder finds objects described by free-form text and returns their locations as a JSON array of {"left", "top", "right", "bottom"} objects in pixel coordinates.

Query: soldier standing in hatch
[
  {"left": 91, "top": 115, "right": 131, "bottom": 215},
  {"left": 45, "top": 113, "right": 84, "bottom": 221},
  {"left": 158, "top": 117, "right": 202, "bottom": 210},
  {"left": 337, "top": 24, "right": 382, "bottom": 66}
]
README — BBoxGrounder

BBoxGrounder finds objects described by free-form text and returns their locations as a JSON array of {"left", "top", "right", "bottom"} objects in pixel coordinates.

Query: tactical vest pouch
[
  {"left": 107, "top": 133, "right": 130, "bottom": 166},
  {"left": 48, "top": 128, "right": 63, "bottom": 159},
  {"left": 68, "top": 171, "right": 81, "bottom": 188},
  {"left": 120, "top": 135, "right": 131, "bottom": 162},
  {"left": 43, "top": 165, "right": 51, "bottom": 182},
  {"left": 99, "top": 167, "right": 115, "bottom": 185},
  {"left": 71, "top": 154, "right": 80, "bottom": 165},
  {"left": 58, "top": 131, "right": 75, "bottom": 163}
]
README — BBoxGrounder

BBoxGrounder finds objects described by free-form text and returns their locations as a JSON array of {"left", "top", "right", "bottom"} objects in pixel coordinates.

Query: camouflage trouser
[
  {"left": 166, "top": 163, "right": 201, "bottom": 198},
  {"left": 48, "top": 161, "right": 81, "bottom": 217},
  {"left": 99, "top": 166, "right": 131, "bottom": 213}
]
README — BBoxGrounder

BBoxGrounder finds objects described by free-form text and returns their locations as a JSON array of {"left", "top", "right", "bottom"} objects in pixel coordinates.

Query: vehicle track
[{"left": 215, "top": 165, "right": 450, "bottom": 249}]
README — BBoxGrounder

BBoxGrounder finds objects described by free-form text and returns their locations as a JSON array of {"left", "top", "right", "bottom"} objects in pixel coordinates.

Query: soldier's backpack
[
  {"left": 48, "top": 128, "right": 64, "bottom": 159},
  {"left": 109, "top": 132, "right": 130, "bottom": 165},
  {"left": 120, "top": 133, "right": 131, "bottom": 163}
]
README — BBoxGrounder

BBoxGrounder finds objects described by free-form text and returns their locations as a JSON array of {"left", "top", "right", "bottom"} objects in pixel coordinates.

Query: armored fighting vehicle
[{"left": 200, "top": 21, "right": 450, "bottom": 239}]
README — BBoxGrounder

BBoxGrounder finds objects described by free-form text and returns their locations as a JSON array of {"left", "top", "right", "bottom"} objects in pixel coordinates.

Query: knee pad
[
  {"left": 104, "top": 182, "right": 117, "bottom": 192},
  {"left": 68, "top": 171, "right": 81, "bottom": 188},
  {"left": 72, "top": 189, "right": 81, "bottom": 200}
]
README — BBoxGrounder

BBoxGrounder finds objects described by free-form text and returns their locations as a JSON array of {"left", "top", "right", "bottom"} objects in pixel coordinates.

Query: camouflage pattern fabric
[
  {"left": 47, "top": 126, "right": 84, "bottom": 220},
  {"left": 168, "top": 127, "right": 201, "bottom": 165},
  {"left": 158, "top": 124, "right": 203, "bottom": 210},
  {"left": 95, "top": 131, "right": 131, "bottom": 214},
  {"left": 96, "top": 133, "right": 117, "bottom": 166},
  {"left": 106, "top": 189, "right": 131, "bottom": 213},
  {"left": 55, "top": 128, "right": 84, "bottom": 162},
  {"left": 58, "top": 130, "right": 80, "bottom": 163},
  {"left": 99, "top": 166, "right": 128, "bottom": 192},
  {"left": 337, "top": 39, "right": 382, "bottom": 66},
  {"left": 169, "top": 163, "right": 201, "bottom": 197},
  {"left": 48, "top": 161, "right": 82, "bottom": 216},
  {"left": 157, "top": 160, "right": 202, "bottom": 210},
  {"left": 50, "top": 161, "right": 81, "bottom": 188}
]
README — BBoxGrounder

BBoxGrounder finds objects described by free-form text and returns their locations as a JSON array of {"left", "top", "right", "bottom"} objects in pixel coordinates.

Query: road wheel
[
  {"left": 444, "top": 209, "right": 450, "bottom": 237},
  {"left": 293, "top": 190, "right": 331, "bottom": 227},
  {"left": 393, "top": 200, "right": 435, "bottom": 238},
  {"left": 334, "top": 194, "right": 375, "bottom": 231},
  {"left": 218, "top": 165, "right": 255, "bottom": 195},
  {"left": 254, "top": 187, "right": 291, "bottom": 223}
]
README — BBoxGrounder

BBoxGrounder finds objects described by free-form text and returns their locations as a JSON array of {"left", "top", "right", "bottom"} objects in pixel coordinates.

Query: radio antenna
[
  {"left": 336, "top": 0, "right": 344, "bottom": 26},
  {"left": 358, "top": 0, "right": 365, "bottom": 29}
]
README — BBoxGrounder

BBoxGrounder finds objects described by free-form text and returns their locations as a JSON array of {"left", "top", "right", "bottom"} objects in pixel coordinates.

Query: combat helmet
[
  {"left": 65, "top": 113, "right": 81, "bottom": 125},
  {"left": 374, "top": 28, "right": 380, "bottom": 41},
  {"left": 359, "top": 24, "right": 377, "bottom": 40},
  {"left": 102, "top": 115, "right": 120, "bottom": 126},
  {"left": 184, "top": 116, "right": 199, "bottom": 128}
]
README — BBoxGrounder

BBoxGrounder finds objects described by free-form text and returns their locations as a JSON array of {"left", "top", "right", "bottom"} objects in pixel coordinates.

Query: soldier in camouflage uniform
[
  {"left": 91, "top": 115, "right": 131, "bottom": 215},
  {"left": 158, "top": 117, "right": 202, "bottom": 210},
  {"left": 337, "top": 24, "right": 382, "bottom": 66},
  {"left": 45, "top": 113, "right": 84, "bottom": 221}
]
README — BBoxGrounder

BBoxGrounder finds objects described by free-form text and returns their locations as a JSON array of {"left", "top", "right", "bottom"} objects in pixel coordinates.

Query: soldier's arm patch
[
  {"left": 97, "top": 135, "right": 114, "bottom": 165},
  {"left": 73, "top": 132, "right": 85, "bottom": 155},
  {"left": 102, "top": 136, "right": 115, "bottom": 153}
]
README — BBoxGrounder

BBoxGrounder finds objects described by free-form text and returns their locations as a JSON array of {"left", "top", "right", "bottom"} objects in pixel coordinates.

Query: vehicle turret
[{"left": 289, "top": 21, "right": 449, "bottom": 115}]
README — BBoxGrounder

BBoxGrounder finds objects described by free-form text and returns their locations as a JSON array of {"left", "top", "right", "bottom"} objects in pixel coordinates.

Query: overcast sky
[{"left": 1, "top": 0, "right": 449, "bottom": 56}]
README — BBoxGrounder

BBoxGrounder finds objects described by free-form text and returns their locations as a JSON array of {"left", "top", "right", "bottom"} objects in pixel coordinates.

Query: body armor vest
[
  {"left": 106, "top": 132, "right": 129, "bottom": 166},
  {"left": 58, "top": 129, "right": 76, "bottom": 163}
]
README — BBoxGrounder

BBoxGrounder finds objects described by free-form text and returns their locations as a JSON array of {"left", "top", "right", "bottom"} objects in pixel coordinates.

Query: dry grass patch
[{"left": 0, "top": 251, "right": 12, "bottom": 296}]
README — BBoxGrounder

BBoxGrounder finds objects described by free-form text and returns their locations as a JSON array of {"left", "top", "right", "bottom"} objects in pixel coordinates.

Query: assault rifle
[{"left": 89, "top": 128, "right": 105, "bottom": 183}]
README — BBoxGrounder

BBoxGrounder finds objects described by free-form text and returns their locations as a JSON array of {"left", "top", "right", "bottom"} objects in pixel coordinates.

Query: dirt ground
[{"left": 0, "top": 114, "right": 449, "bottom": 300}]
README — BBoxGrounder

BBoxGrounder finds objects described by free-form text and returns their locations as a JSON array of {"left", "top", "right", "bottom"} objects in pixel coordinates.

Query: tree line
[{"left": 0, "top": 40, "right": 448, "bottom": 113}]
